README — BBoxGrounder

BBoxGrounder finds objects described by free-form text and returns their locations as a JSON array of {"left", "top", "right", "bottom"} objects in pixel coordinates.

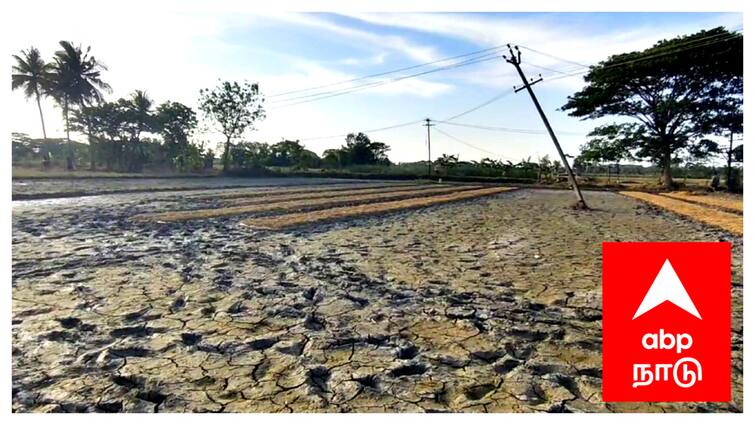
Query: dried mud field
[{"left": 11, "top": 182, "right": 743, "bottom": 413}]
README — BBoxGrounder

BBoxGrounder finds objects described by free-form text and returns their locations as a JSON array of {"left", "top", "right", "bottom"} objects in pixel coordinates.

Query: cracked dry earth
[{"left": 12, "top": 186, "right": 742, "bottom": 413}]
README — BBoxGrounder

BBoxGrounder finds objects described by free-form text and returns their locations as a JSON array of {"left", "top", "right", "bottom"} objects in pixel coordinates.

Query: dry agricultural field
[{"left": 11, "top": 179, "right": 743, "bottom": 413}]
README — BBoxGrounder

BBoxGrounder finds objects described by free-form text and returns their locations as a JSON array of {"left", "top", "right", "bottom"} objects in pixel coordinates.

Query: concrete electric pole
[
  {"left": 504, "top": 44, "right": 588, "bottom": 209},
  {"left": 424, "top": 118, "right": 434, "bottom": 178}
]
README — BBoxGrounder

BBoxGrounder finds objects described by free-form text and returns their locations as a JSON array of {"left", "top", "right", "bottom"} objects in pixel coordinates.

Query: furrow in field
[
  {"left": 241, "top": 187, "right": 516, "bottom": 230},
  {"left": 224, "top": 184, "right": 453, "bottom": 206},
  {"left": 186, "top": 182, "right": 416, "bottom": 201},
  {"left": 660, "top": 192, "right": 743, "bottom": 213},
  {"left": 621, "top": 191, "right": 742, "bottom": 235},
  {"left": 133, "top": 185, "right": 481, "bottom": 222}
]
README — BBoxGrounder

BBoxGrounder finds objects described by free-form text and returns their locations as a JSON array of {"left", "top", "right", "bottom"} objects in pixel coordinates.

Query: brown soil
[
  {"left": 621, "top": 191, "right": 742, "bottom": 235},
  {"left": 131, "top": 185, "right": 481, "bottom": 223},
  {"left": 191, "top": 182, "right": 417, "bottom": 201},
  {"left": 661, "top": 191, "right": 743, "bottom": 213},
  {"left": 225, "top": 184, "right": 453, "bottom": 206},
  {"left": 12, "top": 185, "right": 742, "bottom": 413},
  {"left": 242, "top": 187, "right": 515, "bottom": 230}
]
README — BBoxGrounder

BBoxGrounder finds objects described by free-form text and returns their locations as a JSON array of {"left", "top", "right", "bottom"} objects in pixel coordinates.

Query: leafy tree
[
  {"left": 155, "top": 101, "right": 198, "bottom": 168},
  {"left": 322, "top": 148, "right": 344, "bottom": 168},
  {"left": 435, "top": 154, "right": 459, "bottom": 167},
  {"left": 297, "top": 149, "right": 321, "bottom": 169},
  {"left": 433, "top": 154, "right": 459, "bottom": 176},
  {"left": 343, "top": 132, "right": 391, "bottom": 165},
  {"left": 562, "top": 27, "right": 742, "bottom": 188},
  {"left": 537, "top": 155, "right": 558, "bottom": 181},
  {"left": 269, "top": 139, "right": 305, "bottom": 167},
  {"left": 230, "top": 142, "right": 271, "bottom": 168},
  {"left": 12, "top": 47, "right": 54, "bottom": 140},
  {"left": 204, "top": 149, "right": 216, "bottom": 170},
  {"left": 577, "top": 127, "right": 635, "bottom": 164},
  {"left": 198, "top": 80, "right": 265, "bottom": 172},
  {"left": 575, "top": 127, "right": 636, "bottom": 181},
  {"left": 12, "top": 132, "right": 89, "bottom": 167},
  {"left": 49, "top": 41, "right": 111, "bottom": 169},
  {"left": 695, "top": 96, "right": 743, "bottom": 191},
  {"left": 120, "top": 91, "right": 157, "bottom": 172}
]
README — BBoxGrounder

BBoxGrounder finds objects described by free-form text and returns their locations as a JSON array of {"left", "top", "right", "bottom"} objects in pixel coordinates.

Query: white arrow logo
[{"left": 632, "top": 259, "right": 702, "bottom": 320}]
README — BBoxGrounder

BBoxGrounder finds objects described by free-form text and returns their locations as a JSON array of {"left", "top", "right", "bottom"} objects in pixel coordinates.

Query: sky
[{"left": 8, "top": 5, "right": 742, "bottom": 164}]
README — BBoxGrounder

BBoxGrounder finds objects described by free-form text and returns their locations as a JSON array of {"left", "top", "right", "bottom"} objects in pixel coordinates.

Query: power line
[
  {"left": 537, "top": 29, "right": 743, "bottom": 85},
  {"left": 518, "top": 44, "right": 590, "bottom": 69},
  {"left": 269, "top": 43, "right": 513, "bottom": 99},
  {"left": 298, "top": 119, "right": 423, "bottom": 142},
  {"left": 270, "top": 54, "right": 501, "bottom": 108},
  {"left": 520, "top": 25, "right": 742, "bottom": 74},
  {"left": 441, "top": 90, "right": 515, "bottom": 122},
  {"left": 433, "top": 126, "right": 517, "bottom": 161},
  {"left": 436, "top": 120, "right": 585, "bottom": 136},
  {"left": 524, "top": 62, "right": 583, "bottom": 76},
  {"left": 288, "top": 28, "right": 742, "bottom": 154}
]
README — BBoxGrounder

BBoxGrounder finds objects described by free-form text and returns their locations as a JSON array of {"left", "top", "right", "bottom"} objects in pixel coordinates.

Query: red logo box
[{"left": 602, "top": 242, "right": 731, "bottom": 402}]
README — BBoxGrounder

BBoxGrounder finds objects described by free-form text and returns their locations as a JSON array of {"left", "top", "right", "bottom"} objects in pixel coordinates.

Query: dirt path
[{"left": 12, "top": 188, "right": 742, "bottom": 412}]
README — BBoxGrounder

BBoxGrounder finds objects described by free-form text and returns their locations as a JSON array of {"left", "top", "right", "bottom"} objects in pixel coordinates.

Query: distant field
[
  {"left": 579, "top": 174, "right": 710, "bottom": 190},
  {"left": 12, "top": 165, "right": 217, "bottom": 179}
]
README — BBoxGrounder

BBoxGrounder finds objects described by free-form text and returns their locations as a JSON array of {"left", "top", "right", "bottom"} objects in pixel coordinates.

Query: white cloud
[
  {"left": 259, "top": 13, "right": 441, "bottom": 63},
  {"left": 339, "top": 52, "right": 389, "bottom": 66},
  {"left": 339, "top": 12, "right": 742, "bottom": 92}
]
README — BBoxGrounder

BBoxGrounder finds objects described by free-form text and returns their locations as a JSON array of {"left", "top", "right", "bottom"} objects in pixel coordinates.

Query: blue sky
[{"left": 9, "top": 6, "right": 742, "bottom": 164}]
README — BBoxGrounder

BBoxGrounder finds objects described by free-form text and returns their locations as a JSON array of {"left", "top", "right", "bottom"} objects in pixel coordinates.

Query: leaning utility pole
[
  {"left": 504, "top": 44, "right": 588, "bottom": 209},
  {"left": 424, "top": 118, "right": 434, "bottom": 178}
]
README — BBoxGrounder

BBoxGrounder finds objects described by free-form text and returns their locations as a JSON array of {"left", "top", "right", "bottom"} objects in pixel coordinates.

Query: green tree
[
  {"left": 343, "top": 132, "right": 391, "bottom": 165},
  {"left": 12, "top": 47, "right": 54, "bottom": 140},
  {"left": 561, "top": 27, "right": 742, "bottom": 189},
  {"left": 270, "top": 139, "right": 305, "bottom": 167},
  {"left": 198, "top": 80, "right": 265, "bottom": 172},
  {"left": 435, "top": 154, "right": 459, "bottom": 167},
  {"left": 155, "top": 101, "right": 198, "bottom": 168},
  {"left": 297, "top": 149, "right": 321, "bottom": 169},
  {"left": 695, "top": 96, "right": 743, "bottom": 191},
  {"left": 120, "top": 91, "right": 157, "bottom": 172},
  {"left": 322, "top": 149, "right": 344, "bottom": 168},
  {"left": 575, "top": 128, "right": 636, "bottom": 181},
  {"left": 49, "top": 41, "right": 111, "bottom": 169},
  {"left": 232, "top": 142, "right": 272, "bottom": 168}
]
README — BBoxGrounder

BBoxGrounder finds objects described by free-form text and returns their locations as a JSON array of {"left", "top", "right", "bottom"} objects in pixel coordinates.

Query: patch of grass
[
  {"left": 661, "top": 191, "right": 743, "bottom": 213},
  {"left": 133, "top": 185, "right": 481, "bottom": 222},
  {"left": 241, "top": 187, "right": 515, "bottom": 230},
  {"left": 621, "top": 191, "right": 742, "bottom": 235}
]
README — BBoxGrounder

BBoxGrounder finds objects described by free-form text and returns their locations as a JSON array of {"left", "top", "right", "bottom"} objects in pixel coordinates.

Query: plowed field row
[
  {"left": 660, "top": 192, "right": 743, "bottom": 213},
  {"left": 621, "top": 191, "right": 742, "bottom": 235},
  {"left": 133, "top": 185, "right": 481, "bottom": 222},
  {"left": 224, "top": 184, "right": 453, "bottom": 206},
  {"left": 242, "top": 187, "right": 516, "bottom": 230},
  {"left": 186, "top": 182, "right": 415, "bottom": 201}
]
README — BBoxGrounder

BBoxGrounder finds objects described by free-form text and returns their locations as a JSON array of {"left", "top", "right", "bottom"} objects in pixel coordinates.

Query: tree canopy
[
  {"left": 562, "top": 27, "right": 742, "bottom": 188},
  {"left": 198, "top": 80, "right": 265, "bottom": 172},
  {"left": 11, "top": 47, "right": 54, "bottom": 139}
]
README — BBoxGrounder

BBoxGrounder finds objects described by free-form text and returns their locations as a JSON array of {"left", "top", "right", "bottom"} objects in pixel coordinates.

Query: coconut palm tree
[
  {"left": 50, "top": 40, "right": 111, "bottom": 169},
  {"left": 12, "top": 47, "right": 54, "bottom": 140}
]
